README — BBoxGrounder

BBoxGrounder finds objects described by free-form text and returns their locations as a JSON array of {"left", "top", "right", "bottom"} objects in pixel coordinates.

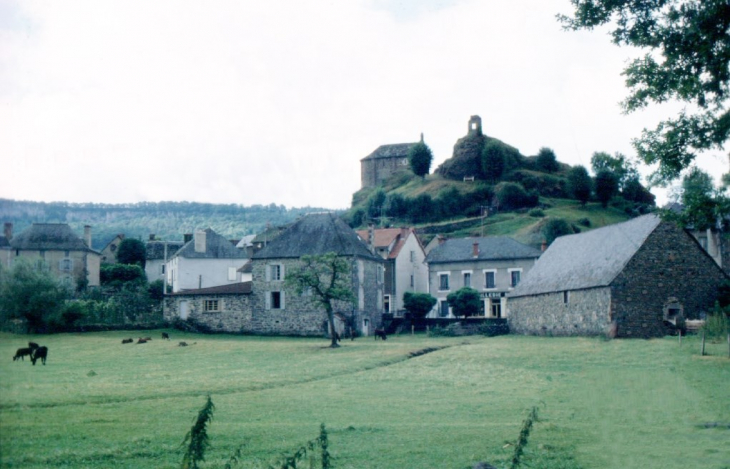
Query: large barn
[{"left": 507, "top": 214, "right": 727, "bottom": 338}]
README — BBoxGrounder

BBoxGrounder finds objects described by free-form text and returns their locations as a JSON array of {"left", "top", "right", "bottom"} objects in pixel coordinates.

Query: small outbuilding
[{"left": 507, "top": 214, "right": 727, "bottom": 338}]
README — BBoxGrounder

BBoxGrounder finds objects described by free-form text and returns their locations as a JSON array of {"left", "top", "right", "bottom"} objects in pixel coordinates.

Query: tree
[
  {"left": 407, "top": 194, "right": 436, "bottom": 223},
  {"left": 535, "top": 147, "right": 559, "bottom": 173},
  {"left": 408, "top": 141, "right": 434, "bottom": 178},
  {"left": 0, "top": 259, "right": 69, "bottom": 333},
  {"left": 285, "top": 252, "right": 355, "bottom": 348},
  {"left": 403, "top": 292, "right": 437, "bottom": 319},
  {"left": 481, "top": 141, "right": 506, "bottom": 183},
  {"left": 560, "top": 1, "right": 730, "bottom": 184},
  {"left": 672, "top": 166, "right": 728, "bottom": 230},
  {"left": 116, "top": 238, "right": 146, "bottom": 268},
  {"left": 446, "top": 287, "right": 481, "bottom": 318},
  {"left": 590, "top": 152, "right": 639, "bottom": 191},
  {"left": 594, "top": 170, "right": 618, "bottom": 208},
  {"left": 542, "top": 218, "right": 574, "bottom": 245},
  {"left": 384, "top": 192, "right": 408, "bottom": 218},
  {"left": 366, "top": 188, "right": 386, "bottom": 221},
  {"left": 100, "top": 264, "right": 146, "bottom": 289},
  {"left": 494, "top": 182, "right": 536, "bottom": 211},
  {"left": 567, "top": 165, "right": 593, "bottom": 206}
]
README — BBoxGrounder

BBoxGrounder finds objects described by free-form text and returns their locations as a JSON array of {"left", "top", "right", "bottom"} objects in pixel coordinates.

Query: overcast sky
[{"left": 1, "top": 0, "right": 726, "bottom": 209}]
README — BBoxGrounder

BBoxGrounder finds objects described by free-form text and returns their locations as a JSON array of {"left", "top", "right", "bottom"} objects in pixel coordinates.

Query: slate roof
[
  {"left": 360, "top": 143, "right": 418, "bottom": 161},
  {"left": 146, "top": 240, "right": 185, "bottom": 260},
  {"left": 509, "top": 214, "right": 662, "bottom": 298},
  {"left": 425, "top": 236, "right": 541, "bottom": 264},
  {"left": 171, "top": 228, "right": 248, "bottom": 260},
  {"left": 253, "top": 213, "right": 381, "bottom": 261},
  {"left": 168, "top": 281, "right": 252, "bottom": 296},
  {"left": 9, "top": 223, "right": 97, "bottom": 252}
]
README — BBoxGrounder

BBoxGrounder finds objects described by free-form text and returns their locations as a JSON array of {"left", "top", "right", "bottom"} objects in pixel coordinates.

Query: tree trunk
[{"left": 325, "top": 303, "right": 339, "bottom": 348}]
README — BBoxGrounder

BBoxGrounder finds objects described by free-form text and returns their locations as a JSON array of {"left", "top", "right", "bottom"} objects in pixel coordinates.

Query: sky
[{"left": 1, "top": 0, "right": 726, "bottom": 209}]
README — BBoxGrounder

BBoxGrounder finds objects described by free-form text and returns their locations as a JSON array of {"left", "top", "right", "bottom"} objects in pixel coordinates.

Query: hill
[{"left": 0, "top": 199, "right": 331, "bottom": 250}]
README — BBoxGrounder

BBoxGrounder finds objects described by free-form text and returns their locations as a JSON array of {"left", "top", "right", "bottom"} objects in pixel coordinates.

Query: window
[
  {"left": 228, "top": 267, "right": 237, "bottom": 281},
  {"left": 268, "top": 264, "right": 283, "bottom": 281},
  {"left": 64, "top": 250, "right": 70, "bottom": 257},
  {"left": 439, "top": 300, "right": 450, "bottom": 318},
  {"left": 490, "top": 299, "right": 502, "bottom": 318},
  {"left": 160, "top": 264, "right": 165, "bottom": 274},
  {"left": 563, "top": 291, "right": 570, "bottom": 304},
  {"left": 384, "top": 295, "right": 391, "bottom": 313},
  {"left": 509, "top": 269, "right": 522, "bottom": 288},
  {"left": 484, "top": 270, "right": 496, "bottom": 289},
  {"left": 438, "top": 273, "right": 450, "bottom": 291},
  {"left": 204, "top": 300, "right": 220, "bottom": 312},
  {"left": 463, "top": 272, "right": 471, "bottom": 288},
  {"left": 410, "top": 250, "right": 415, "bottom": 262},
  {"left": 271, "top": 291, "right": 282, "bottom": 309},
  {"left": 410, "top": 274, "right": 414, "bottom": 288},
  {"left": 60, "top": 259, "right": 72, "bottom": 272}
]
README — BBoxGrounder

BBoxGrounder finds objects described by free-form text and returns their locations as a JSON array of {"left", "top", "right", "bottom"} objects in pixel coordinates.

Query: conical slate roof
[
  {"left": 10, "top": 223, "right": 96, "bottom": 252},
  {"left": 509, "top": 214, "right": 662, "bottom": 297},
  {"left": 253, "top": 213, "right": 380, "bottom": 261}
]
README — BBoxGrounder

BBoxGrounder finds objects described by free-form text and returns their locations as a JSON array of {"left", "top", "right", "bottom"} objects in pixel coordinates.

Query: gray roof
[
  {"left": 168, "top": 281, "right": 252, "bottom": 296},
  {"left": 171, "top": 228, "right": 248, "bottom": 260},
  {"left": 146, "top": 240, "right": 185, "bottom": 260},
  {"left": 361, "top": 143, "right": 417, "bottom": 161},
  {"left": 509, "top": 214, "right": 662, "bottom": 297},
  {"left": 425, "top": 236, "right": 541, "bottom": 264},
  {"left": 9, "top": 223, "right": 97, "bottom": 252},
  {"left": 252, "top": 213, "right": 381, "bottom": 261}
]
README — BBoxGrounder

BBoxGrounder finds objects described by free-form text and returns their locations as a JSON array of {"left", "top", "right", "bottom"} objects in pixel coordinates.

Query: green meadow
[{"left": 1, "top": 331, "right": 728, "bottom": 468}]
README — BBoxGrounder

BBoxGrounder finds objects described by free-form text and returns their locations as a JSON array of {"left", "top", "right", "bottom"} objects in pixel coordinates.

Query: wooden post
[
  {"left": 678, "top": 330, "right": 682, "bottom": 346},
  {"left": 701, "top": 330, "right": 706, "bottom": 356}
]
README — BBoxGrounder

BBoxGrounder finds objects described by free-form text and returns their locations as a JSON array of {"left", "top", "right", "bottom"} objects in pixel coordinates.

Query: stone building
[
  {"left": 425, "top": 236, "right": 541, "bottom": 318},
  {"left": 508, "top": 214, "right": 728, "bottom": 338},
  {"left": 356, "top": 226, "right": 428, "bottom": 314},
  {"left": 4, "top": 223, "right": 101, "bottom": 287},
  {"left": 360, "top": 138, "right": 422, "bottom": 189},
  {"left": 100, "top": 234, "right": 125, "bottom": 264},
  {"left": 163, "top": 213, "right": 385, "bottom": 337}
]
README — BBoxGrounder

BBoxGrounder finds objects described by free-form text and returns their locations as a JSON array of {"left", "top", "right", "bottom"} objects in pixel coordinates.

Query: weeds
[{"left": 180, "top": 395, "right": 215, "bottom": 469}]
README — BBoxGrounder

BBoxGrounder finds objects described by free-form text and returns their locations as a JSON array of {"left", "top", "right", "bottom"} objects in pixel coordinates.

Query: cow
[
  {"left": 28, "top": 342, "right": 40, "bottom": 351},
  {"left": 122, "top": 338, "right": 134, "bottom": 344},
  {"left": 161, "top": 332, "right": 170, "bottom": 340},
  {"left": 13, "top": 347, "right": 33, "bottom": 361},
  {"left": 374, "top": 328, "right": 387, "bottom": 340},
  {"left": 31, "top": 346, "right": 48, "bottom": 365},
  {"left": 137, "top": 338, "right": 148, "bottom": 344}
]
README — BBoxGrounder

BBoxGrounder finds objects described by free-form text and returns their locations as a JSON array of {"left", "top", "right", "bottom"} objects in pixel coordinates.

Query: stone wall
[
  {"left": 361, "top": 158, "right": 409, "bottom": 188},
  {"left": 609, "top": 222, "right": 728, "bottom": 338},
  {"left": 508, "top": 287, "right": 611, "bottom": 336},
  {"left": 163, "top": 293, "right": 252, "bottom": 333}
]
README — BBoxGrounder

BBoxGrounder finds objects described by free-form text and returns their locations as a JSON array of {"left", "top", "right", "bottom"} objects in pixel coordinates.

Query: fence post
[
  {"left": 678, "top": 330, "right": 682, "bottom": 346},
  {"left": 701, "top": 330, "right": 706, "bottom": 356}
]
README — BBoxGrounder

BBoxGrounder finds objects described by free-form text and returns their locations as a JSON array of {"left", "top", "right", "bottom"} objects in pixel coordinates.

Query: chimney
[
  {"left": 3, "top": 222, "right": 12, "bottom": 241},
  {"left": 84, "top": 225, "right": 92, "bottom": 248},
  {"left": 184, "top": 233, "right": 193, "bottom": 244},
  {"left": 149, "top": 234, "right": 155, "bottom": 241},
  {"left": 472, "top": 241, "right": 479, "bottom": 258},
  {"left": 194, "top": 230, "right": 206, "bottom": 253},
  {"left": 368, "top": 223, "right": 375, "bottom": 253},
  {"left": 541, "top": 240, "right": 548, "bottom": 252}
]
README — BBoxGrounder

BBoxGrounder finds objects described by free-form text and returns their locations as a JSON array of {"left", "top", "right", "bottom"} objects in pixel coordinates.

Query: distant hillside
[{"left": 0, "top": 199, "right": 332, "bottom": 250}]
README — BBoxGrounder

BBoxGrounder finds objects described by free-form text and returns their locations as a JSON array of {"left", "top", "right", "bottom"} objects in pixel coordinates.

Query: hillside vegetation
[{"left": 0, "top": 199, "right": 329, "bottom": 250}]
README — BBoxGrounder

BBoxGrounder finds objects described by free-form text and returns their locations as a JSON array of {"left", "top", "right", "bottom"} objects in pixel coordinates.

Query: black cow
[
  {"left": 122, "top": 338, "right": 134, "bottom": 344},
  {"left": 13, "top": 347, "right": 33, "bottom": 361},
  {"left": 28, "top": 342, "right": 40, "bottom": 350},
  {"left": 161, "top": 332, "right": 170, "bottom": 340},
  {"left": 374, "top": 328, "right": 387, "bottom": 340},
  {"left": 31, "top": 346, "right": 48, "bottom": 365}
]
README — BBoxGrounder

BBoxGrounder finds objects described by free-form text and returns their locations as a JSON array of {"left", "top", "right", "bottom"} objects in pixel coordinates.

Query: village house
[
  {"left": 99, "top": 234, "right": 125, "bottom": 264},
  {"left": 165, "top": 228, "right": 248, "bottom": 293},
  {"left": 144, "top": 235, "right": 184, "bottom": 284},
  {"left": 3, "top": 222, "right": 101, "bottom": 287},
  {"left": 424, "top": 236, "right": 541, "bottom": 318},
  {"left": 356, "top": 226, "right": 428, "bottom": 315},
  {"left": 507, "top": 214, "right": 728, "bottom": 338},
  {"left": 360, "top": 136, "right": 426, "bottom": 189},
  {"left": 163, "top": 213, "right": 385, "bottom": 337}
]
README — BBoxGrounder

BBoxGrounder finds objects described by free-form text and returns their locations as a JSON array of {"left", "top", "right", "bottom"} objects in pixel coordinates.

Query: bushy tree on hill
[
  {"left": 494, "top": 182, "right": 538, "bottom": 211},
  {"left": 590, "top": 152, "right": 639, "bottom": 192},
  {"left": 481, "top": 141, "right": 506, "bottom": 183},
  {"left": 542, "top": 218, "right": 574, "bottom": 245},
  {"left": 595, "top": 170, "right": 619, "bottom": 208},
  {"left": 408, "top": 141, "right": 433, "bottom": 178},
  {"left": 536, "top": 147, "right": 560, "bottom": 173},
  {"left": 567, "top": 165, "right": 592, "bottom": 206}
]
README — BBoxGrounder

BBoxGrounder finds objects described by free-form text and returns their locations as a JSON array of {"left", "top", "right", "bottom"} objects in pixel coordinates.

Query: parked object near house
[
  {"left": 508, "top": 214, "right": 728, "bottom": 338},
  {"left": 356, "top": 227, "right": 428, "bottom": 315},
  {"left": 165, "top": 228, "right": 248, "bottom": 293},
  {"left": 425, "top": 236, "right": 541, "bottom": 319},
  {"left": 3, "top": 223, "right": 101, "bottom": 287}
]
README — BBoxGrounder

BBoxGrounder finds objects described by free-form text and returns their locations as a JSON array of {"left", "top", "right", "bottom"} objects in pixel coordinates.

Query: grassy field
[{"left": 1, "top": 331, "right": 729, "bottom": 468}]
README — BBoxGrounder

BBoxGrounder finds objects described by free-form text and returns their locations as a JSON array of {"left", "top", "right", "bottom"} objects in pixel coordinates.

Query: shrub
[
  {"left": 528, "top": 208, "right": 545, "bottom": 218},
  {"left": 403, "top": 292, "right": 437, "bottom": 319},
  {"left": 478, "top": 320, "right": 510, "bottom": 337},
  {"left": 100, "top": 264, "right": 146, "bottom": 288},
  {"left": 577, "top": 217, "right": 591, "bottom": 227},
  {"left": 702, "top": 304, "right": 729, "bottom": 342},
  {"left": 542, "top": 218, "right": 574, "bottom": 245},
  {"left": 446, "top": 288, "right": 481, "bottom": 318},
  {"left": 428, "top": 324, "right": 460, "bottom": 337},
  {"left": 495, "top": 182, "right": 533, "bottom": 211},
  {"left": 117, "top": 238, "right": 147, "bottom": 268}
]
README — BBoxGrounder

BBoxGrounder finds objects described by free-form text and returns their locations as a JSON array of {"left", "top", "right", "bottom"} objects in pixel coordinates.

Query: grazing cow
[
  {"left": 31, "top": 346, "right": 48, "bottom": 365},
  {"left": 142, "top": 337, "right": 152, "bottom": 341},
  {"left": 178, "top": 341, "right": 188, "bottom": 347},
  {"left": 161, "top": 332, "right": 170, "bottom": 340},
  {"left": 374, "top": 328, "right": 387, "bottom": 340},
  {"left": 122, "top": 338, "right": 134, "bottom": 344},
  {"left": 137, "top": 338, "right": 148, "bottom": 344},
  {"left": 28, "top": 342, "right": 40, "bottom": 350},
  {"left": 13, "top": 347, "right": 33, "bottom": 361}
]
